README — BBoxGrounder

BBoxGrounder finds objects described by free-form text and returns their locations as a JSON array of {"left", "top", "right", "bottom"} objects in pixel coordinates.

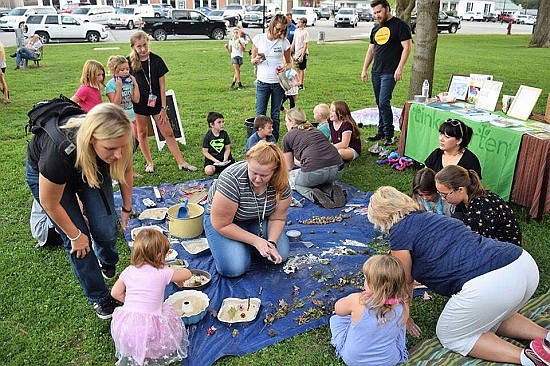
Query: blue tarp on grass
[{"left": 115, "top": 180, "right": 415, "bottom": 366}]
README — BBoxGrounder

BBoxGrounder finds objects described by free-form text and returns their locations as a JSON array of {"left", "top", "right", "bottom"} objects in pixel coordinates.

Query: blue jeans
[
  {"left": 26, "top": 160, "right": 118, "bottom": 303},
  {"left": 371, "top": 72, "right": 396, "bottom": 139},
  {"left": 255, "top": 80, "right": 285, "bottom": 141},
  {"left": 203, "top": 210, "right": 289, "bottom": 277},
  {"left": 294, "top": 164, "right": 343, "bottom": 202},
  {"left": 16, "top": 48, "right": 39, "bottom": 67}
]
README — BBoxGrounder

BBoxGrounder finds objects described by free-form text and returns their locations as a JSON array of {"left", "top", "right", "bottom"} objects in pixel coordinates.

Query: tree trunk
[
  {"left": 407, "top": 0, "right": 440, "bottom": 100},
  {"left": 529, "top": 0, "right": 549, "bottom": 48},
  {"left": 396, "top": 0, "right": 416, "bottom": 25}
]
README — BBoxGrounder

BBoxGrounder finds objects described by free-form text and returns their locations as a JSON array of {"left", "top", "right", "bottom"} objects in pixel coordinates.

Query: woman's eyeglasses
[
  {"left": 274, "top": 26, "right": 286, "bottom": 33},
  {"left": 437, "top": 188, "right": 457, "bottom": 200},
  {"left": 445, "top": 118, "right": 463, "bottom": 138}
]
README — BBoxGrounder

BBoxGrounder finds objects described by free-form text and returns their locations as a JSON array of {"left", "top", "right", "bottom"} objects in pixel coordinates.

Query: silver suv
[{"left": 220, "top": 4, "right": 246, "bottom": 20}]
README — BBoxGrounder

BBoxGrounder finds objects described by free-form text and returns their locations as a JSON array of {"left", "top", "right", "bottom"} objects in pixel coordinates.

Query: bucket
[
  {"left": 245, "top": 117, "right": 255, "bottom": 137},
  {"left": 167, "top": 203, "right": 204, "bottom": 239}
]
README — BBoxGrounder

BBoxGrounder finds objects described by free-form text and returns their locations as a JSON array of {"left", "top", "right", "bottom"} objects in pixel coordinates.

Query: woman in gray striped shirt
[{"left": 204, "top": 141, "right": 292, "bottom": 277}]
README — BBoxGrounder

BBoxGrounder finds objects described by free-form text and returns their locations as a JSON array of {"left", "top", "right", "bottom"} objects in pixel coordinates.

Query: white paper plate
[
  {"left": 218, "top": 297, "right": 261, "bottom": 324},
  {"left": 138, "top": 207, "right": 168, "bottom": 221},
  {"left": 181, "top": 238, "right": 210, "bottom": 255},
  {"left": 165, "top": 248, "right": 178, "bottom": 262}
]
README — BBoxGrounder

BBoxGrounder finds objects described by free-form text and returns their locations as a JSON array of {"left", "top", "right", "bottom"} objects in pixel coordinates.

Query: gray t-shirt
[{"left": 207, "top": 161, "right": 291, "bottom": 222}]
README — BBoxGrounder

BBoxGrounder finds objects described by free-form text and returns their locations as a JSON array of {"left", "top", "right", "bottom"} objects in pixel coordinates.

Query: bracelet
[
  {"left": 268, "top": 240, "right": 277, "bottom": 248},
  {"left": 121, "top": 206, "right": 132, "bottom": 213},
  {"left": 161, "top": 105, "right": 167, "bottom": 110},
  {"left": 67, "top": 229, "right": 82, "bottom": 241}
]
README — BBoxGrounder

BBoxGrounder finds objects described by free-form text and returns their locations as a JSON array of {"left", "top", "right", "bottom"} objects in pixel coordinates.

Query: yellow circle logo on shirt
[{"left": 374, "top": 27, "right": 390, "bottom": 45}]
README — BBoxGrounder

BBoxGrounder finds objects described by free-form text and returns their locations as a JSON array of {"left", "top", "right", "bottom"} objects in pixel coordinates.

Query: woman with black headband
[{"left": 424, "top": 119, "right": 482, "bottom": 179}]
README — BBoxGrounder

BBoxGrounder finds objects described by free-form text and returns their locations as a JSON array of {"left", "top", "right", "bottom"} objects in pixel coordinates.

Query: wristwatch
[{"left": 161, "top": 105, "right": 167, "bottom": 110}]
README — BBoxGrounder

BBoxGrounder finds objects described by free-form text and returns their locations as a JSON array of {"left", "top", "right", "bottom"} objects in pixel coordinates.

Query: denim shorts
[{"left": 231, "top": 56, "right": 243, "bottom": 65}]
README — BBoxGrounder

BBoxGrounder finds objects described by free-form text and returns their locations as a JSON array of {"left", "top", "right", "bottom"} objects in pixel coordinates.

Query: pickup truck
[
  {"left": 410, "top": 11, "right": 461, "bottom": 34},
  {"left": 141, "top": 9, "right": 227, "bottom": 41}
]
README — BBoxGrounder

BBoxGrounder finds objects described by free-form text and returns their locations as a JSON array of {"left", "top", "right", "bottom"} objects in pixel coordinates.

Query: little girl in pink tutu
[{"left": 110, "top": 228, "right": 192, "bottom": 365}]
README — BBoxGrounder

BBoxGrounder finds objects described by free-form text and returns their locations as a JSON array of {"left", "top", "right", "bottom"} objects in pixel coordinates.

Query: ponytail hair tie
[{"left": 384, "top": 297, "right": 402, "bottom": 306}]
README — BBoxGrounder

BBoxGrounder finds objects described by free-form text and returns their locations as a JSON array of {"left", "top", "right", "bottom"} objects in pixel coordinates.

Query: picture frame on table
[
  {"left": 475, "top": 80, "right": 503, "bottom": 112},
  {"left": 467, "top": 74, "right": 493, "bottom": 104},
  {"left": 447, "top": 74, "right": 470, "bottom": 101},
  {"left": 507, "top": 85, "right": 542, "bottom": 121},
  {"left": 150, "top": 89, "right": 187, "bottom": 151}
]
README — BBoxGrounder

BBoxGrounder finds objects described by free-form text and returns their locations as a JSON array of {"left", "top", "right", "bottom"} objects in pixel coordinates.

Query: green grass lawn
[{"left": 0, "top": 35, "right": 548, "bottom": 365}]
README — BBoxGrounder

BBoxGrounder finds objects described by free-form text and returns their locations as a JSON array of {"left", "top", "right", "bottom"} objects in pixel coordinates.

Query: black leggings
[{"left": 280, "top": 94, "right": 295, "bottom": 111}]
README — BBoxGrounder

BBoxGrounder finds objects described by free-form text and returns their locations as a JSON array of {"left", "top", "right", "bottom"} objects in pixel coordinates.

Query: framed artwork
[
  {"left": 151, "top": 89, "right": 187, "bottom": 151},
  {"left": 545, "top": 94, "right": 550, "bottom": 123},
  {"left": 507, "top": 85, "right": 542, "bottom": 121},
  {"left": 467, "top": 74, "right": 493, "bottom": 103},
  {"left": 475, "top": 80, "right": 503, "bottom": 112},
  {"left": 447, "top": 74, "right": 470, "bottom": 101}
]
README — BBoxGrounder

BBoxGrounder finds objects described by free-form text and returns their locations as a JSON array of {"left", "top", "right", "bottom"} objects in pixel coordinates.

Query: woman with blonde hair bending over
[
  {"left": 129, "top": 30, "right": 197, "bottom": 173},
  {"left": 204, "top": 141, "right": 291, "bottom": 277},
  {"left": 435, "top": 165, "right": 521, "bottom": 245},
  {"left": 26, "top": 103, "right": 134, "bottom": 319},
  {"left": 367, "top": 186, "right": 548, "bottom": 366},
  {"left": 330, "top": 255, "right": 409, "bottom": 366},
  {"left": 281, "top": 107, "right": 345, "bottom": 208}
]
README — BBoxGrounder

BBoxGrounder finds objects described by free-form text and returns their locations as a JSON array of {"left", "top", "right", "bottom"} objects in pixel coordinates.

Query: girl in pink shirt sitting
[{"left": 71, "top": 60, "right": 105, "bottom": 112}]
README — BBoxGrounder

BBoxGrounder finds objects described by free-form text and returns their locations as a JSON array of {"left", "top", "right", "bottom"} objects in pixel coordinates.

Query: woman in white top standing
[
  {"left": 226, "top": 28, "right": 247, "bottom": 90},
  {"left": 251, "top": 14, "right": 292, "bottom": 142}
]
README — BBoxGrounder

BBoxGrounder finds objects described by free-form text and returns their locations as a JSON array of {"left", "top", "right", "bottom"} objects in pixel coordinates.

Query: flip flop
[{"left": 179, "top": 164, "right": 198, "bottom": 172}]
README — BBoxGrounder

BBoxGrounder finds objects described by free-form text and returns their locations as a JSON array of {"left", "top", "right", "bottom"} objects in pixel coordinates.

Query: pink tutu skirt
[{"left": 111, "top": 303, "right": 188, "bottom": 366}]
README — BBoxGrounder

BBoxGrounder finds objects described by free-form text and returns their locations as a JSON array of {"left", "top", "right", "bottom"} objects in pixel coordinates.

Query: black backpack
[{"left": 26, "top": 94, "right": 85, "bottom": 159}]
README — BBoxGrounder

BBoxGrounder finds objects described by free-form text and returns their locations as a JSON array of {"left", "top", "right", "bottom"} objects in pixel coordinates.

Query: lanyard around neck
[
  {"left": 250, "top": 181, "right": 269, "bottom": 231},
  {"left": 142, "top": 57, "right": 152, "bottom": 94}
]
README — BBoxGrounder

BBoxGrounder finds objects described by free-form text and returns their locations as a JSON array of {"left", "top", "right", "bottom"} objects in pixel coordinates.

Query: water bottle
[{"left": 422, "top": 79, "right": 430, "bottom": 98}]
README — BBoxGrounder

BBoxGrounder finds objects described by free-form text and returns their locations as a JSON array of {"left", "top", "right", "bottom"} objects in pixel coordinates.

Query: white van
[
  {"left": 71, "top": 5, "right": 115, "bottom": 25},
  {"left": 107, "top": 5, "right": 154, "bottom": 29},
  {"left": 0, "top": 6, "right": 57, "bottom": 31}
]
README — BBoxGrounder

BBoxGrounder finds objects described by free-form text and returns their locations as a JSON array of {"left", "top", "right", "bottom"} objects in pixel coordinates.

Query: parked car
[
  {"left": 152, "top": 4, "right": 171, "bottom": 18},
  {"left": 410, "top": 11, "right": 461, "bottom": 34},
  {"left": 60, "top": 2, "right": 91, "bottom": 14},
  {"left": 24, "top": 14, "right": 108, "bottom": 43},
  {"left": 141, "top": 9, "right": 228, "bottom": 41},
  {"left": 291, "top": 7, "right": 316, "bottom": 26},
  {"left": 242, "top": 4, "right": 280, "bottom": 28},
  {"left": 334, "top": 8, "right": 358, "bottom": 27},
  {"left": 516, "top": 14, "right": 536, "bottom": 24},
  {"left": 195, "top": 6, "right": 212, "bottom": 15},
  {"left": 483, "top": 12, "right": 498, "bottom": 22},
  {"left": 220, "top": 4, "right": 246, "bottom": 20},
  {"left": 107, "top": 5, "right": 154, "bottom": 29},
  {"left": 499, "top": 13, "right": 518, "bottom": 23},
  {"left": 70, "top": 5, "right": 115, "bottom": 25},
  {"left": 0, "top": 6, "right": 57, "bottom": 31},
  {"left": 319, "top": 7, "right": 331, "bottom": 20},
  {"left": 209, "top": 10, "right": 239, "bottom": 27},
  {"left": 356, "top": 7, "right": 374, "bottom": 21},
  {"left": 462, "top": 11, "right": 484, "bottom": 21}
]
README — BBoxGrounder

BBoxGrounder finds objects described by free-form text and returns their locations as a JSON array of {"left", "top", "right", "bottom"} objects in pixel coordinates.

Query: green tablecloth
[{"left": 404, "top": 103, "right": 524, "bottom": 201}]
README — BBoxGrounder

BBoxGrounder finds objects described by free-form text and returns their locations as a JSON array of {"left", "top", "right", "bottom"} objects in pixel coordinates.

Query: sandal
[
  {"left": 145, "top": 163, "right": 154, "bottom": 173},
  {"left": 179, "top": 164, "right": 198, "bottom": 172}
]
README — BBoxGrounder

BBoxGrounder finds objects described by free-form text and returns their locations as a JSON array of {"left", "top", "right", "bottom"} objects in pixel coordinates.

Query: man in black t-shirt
[{"left": 361, "top": 0, "right": 411, "bottom": 146}]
